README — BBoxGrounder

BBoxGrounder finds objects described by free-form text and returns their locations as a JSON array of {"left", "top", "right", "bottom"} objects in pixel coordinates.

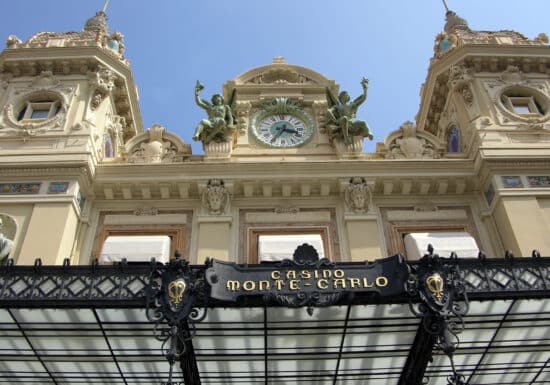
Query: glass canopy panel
[
  {"left": 338, "top": 304, "right": 417, "bottom": 385},
  {"left": 467, "top": 299, "right": 550, "bottom": 384},
  {"left": 425, "top": 299, "right": 550, "bottom": 385},
  {"left": 196, "top": 308, "right": 266, "bottom": 385},
  {"left": 0, "top": 309, "right": 32, "bottom": 356},
  {"left": 0, "top": 360, "right": 50, "bottom": 384}
]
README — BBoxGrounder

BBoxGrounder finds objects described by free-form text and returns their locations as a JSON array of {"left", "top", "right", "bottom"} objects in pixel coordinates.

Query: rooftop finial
[
  {"left": 441, "top": 0, "right": 450, "bottom": 12},
  {"left": 83, "top": 2, "right": 110, "bottom": 34},
  {"left": 102, "top": 0, "right": 110, "bottom": 13}
]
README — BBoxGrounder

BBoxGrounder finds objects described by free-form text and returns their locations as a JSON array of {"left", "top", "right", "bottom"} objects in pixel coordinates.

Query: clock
[{"left": 252, "top": 113, "right": 315, "bottom": 148}]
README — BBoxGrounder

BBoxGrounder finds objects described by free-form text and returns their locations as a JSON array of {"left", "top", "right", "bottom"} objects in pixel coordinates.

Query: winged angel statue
[
  {"left": 193, "top": 81, "right": 236, "bottom": 144},
  {"left": 326, "top": 77, "right": 374, "bottom": 145}
]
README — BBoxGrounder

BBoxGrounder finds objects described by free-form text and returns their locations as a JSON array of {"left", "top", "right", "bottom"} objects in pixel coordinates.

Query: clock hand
[
  {"left": 285, "top": 127, "right": 298, "bottom": 134},
  {"left": 271, "top": 125, "right": 286, "bottom": 143}
]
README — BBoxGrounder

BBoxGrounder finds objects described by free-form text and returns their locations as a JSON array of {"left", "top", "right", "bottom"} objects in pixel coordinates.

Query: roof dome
[{"left": 83, "top": 11, "right": 109, "bottom": 34}]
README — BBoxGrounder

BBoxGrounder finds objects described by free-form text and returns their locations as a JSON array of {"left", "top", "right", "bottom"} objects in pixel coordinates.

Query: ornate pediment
[
  {"left": 245, "top": 67, "right": 316, "bottom": 85},
  {"left": 383, "top": 121, "right": 442, "bottom": 159},
  {"left": 125, "top": 124, "right": 191, "bottom": 164},
  {"left": 233, "top": 57, "right": 334, "bottom": 87}
]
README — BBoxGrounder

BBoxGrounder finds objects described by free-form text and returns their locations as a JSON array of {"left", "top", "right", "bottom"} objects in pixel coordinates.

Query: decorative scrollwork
[
  {"left": 266, "top": 244, "right": 341, "bottom": 315},
  {"left": 145, "top": 255, "right": 210, "bottom": 385},
  {"left": 406, "top": 245, "right": 469, "bottom": 385}
]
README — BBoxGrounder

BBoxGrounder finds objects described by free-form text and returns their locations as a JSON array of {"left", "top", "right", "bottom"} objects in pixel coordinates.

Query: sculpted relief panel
[
  {"left": 126, "top": 124, "right": 191, "bottom": 164},
  {"left": 385, "top": 121, "right": 441, "bottom": 159}
]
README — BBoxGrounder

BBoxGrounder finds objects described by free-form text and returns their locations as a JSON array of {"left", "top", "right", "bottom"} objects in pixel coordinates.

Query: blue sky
[{"left": 1, "top": 1, "right": 548, "bottom": 154}]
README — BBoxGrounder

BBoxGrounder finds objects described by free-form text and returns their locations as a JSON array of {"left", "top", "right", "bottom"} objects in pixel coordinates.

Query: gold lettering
[
  {"left": 289, "top": 280, "right": 299, "bottom": 290},
  {"left": 227, "top": 280, "right": 240, "bottom": 291},
  {"left": 348, "top": 278, "right": 360, "bottom": 288},
  {"left": 314, "top": 270, "right": 320, "bottom": 279},
  {"left": 333, "top": 278, "right": 346, "bottom": 289},
  {"left": 259, "top": 280, "right": 270, "bottom": 291},
  {"left": 300, "top": 270, "right": 311, "bottom": 279},
  {"left": 275, "top": 280, "right": 285, "bottom": 290},
  {"left": 243, "top": 280, "right": 256, "bottom": 291},
  {"left": 317, "top": 279, "right": 329, "bottom": 289},
  {"left": 322, "top": 269, "right": 332, "bottom": 278},
  {"left": 362, "top": 278, "right": 373, "bottom": 288},
  {"left": 334, "top": 269, "right": 344, "bottom": 278},
  {"left": 376, "top": 276, "right": 389, "bottom": 287},
  {"left": 271, "top": 271, "right": 281, "bottom": 280},
  {"left": 286, "top": 270, "right": 296, "bottom": 279}
]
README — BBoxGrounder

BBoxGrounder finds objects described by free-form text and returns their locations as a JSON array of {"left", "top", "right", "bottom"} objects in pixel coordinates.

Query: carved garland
[{"left": 1, "top": 88, "right": 71, "bottom": 137}]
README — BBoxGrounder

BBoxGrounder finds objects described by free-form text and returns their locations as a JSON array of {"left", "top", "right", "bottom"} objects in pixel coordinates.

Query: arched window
[
  {"left": 103, "top": 132, "right": 114, "bottom": 158},
  {"left": 447, "top": 125, "right": 460, "bottom": 153}
]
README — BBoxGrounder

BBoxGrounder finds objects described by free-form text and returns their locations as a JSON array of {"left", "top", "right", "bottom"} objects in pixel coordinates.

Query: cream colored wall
[
  {"left": 18, "top": 202, "right": 79, "bottom": 265},
  {"left": 345, "top": 218, "right": 382, "bottom": 261},
  {"left": 196, "top": 222, "right": 230, "bottom": 264},
  {"left": 0, "top": 204, "right": 33, "bottom": 260},
  {"left": 493, "top": 196, "right": 550, "bottom": 257}
]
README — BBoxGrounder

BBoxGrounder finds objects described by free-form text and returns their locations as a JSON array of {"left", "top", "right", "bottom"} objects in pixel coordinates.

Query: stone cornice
[{"left": 94, "top": 158, "right": 476, "bottom": 179}]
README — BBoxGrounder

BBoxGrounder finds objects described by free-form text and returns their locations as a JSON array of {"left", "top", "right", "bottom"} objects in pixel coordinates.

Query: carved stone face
[{"left": 350, "top": 187, "right": 367, "bottom": 209}]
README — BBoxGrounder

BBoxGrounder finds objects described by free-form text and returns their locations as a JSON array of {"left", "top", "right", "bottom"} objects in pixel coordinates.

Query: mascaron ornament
[
  {"left": 344, "top": 177, "right": 372, "bottom": 213},
  {"left": 201, "top": 179, "right": 229, "bottom": 215}
]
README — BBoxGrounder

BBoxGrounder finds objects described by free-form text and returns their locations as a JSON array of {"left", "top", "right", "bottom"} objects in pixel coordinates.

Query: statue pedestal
[
  {"left": 203, "top": 140, "right": 232, "bottom": 160},
  {"left": 334, "top": 136, "right": 364, "bottom": 159}
]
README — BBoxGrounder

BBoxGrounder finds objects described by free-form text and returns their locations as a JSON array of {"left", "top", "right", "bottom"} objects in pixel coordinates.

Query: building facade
[
  {"left": 0, "top": 8, "right": 548, "bottom": 385},
  {"left": 0, "top": 11, "right": 549, "bottom": 266}
]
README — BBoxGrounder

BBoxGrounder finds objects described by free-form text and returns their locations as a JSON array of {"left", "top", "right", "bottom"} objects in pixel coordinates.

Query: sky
[{"left": 1, "top": 0, "right": 549, "bottom": 154}]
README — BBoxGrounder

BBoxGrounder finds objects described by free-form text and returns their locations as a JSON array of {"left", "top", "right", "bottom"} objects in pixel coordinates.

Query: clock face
[{"left": 253, "top": 114, "right": 314, "bottom": 148}]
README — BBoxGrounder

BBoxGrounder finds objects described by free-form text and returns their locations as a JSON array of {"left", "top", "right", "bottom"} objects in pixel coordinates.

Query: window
[
  {"left": 403, "top": 231, "right": 479, "bottom": 260},
  {"left": 380, "top": 207, "right": 482, "bottom": 260},
  {"left": 18, "top": 100, "right": 61, "bottom": 121},
  {"left": 100, "top": 235, "right": 171, "bottom": 264},
  {"left": 258, "top": 233, "right": 326, "bottom": 262},
  {"left": 96, "top": 225, "right": 185, "bottom": 263},
  {"left": 249, "top": 227, "right": 330, "bottom": 263},
  {"left": 103, "top": 132, "right": 114, "bottom": 158},
  {"left": 501, "top": 93, "right": 545, "bottom": 116},
  {"left": 447, "top": 125, "right": 460, "bottom": 153}
]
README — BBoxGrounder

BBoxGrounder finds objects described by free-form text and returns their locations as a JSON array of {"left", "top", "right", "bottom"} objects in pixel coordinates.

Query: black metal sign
[{"left": 206, "top": 245, "right": 409, "bottom": 311}]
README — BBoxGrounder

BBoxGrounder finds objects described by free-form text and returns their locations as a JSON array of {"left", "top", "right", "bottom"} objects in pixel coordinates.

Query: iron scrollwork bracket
[
  {"left": 405, "top": 246, "right": 469, "bottom": 385},
  {"left": 145, "top": 255, "right": 211, "bottom": 385},
  {"left": 264, "top": 243, "right": 344, "bottom": 316}
]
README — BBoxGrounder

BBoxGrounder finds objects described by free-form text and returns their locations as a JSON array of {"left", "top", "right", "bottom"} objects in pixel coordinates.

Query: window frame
[
  {"left": 19, "top": 100, "right": 61, "bottom": 121},
  {"left": 95, "top": 224, "right": 185, "bottom": 262},
  {"left": 502, "top": 95, "right": 542, "bottom": 116},
  {"left": 248, "top": 227, "right": 330, "bottom": 264}
]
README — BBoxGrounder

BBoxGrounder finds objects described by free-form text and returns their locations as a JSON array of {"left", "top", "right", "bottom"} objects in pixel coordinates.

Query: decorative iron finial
[
  {"left": 102, "top": 0, "right": 111, "bottom": 13},
  {"left": 441, "top": 0, "right": 450, "bottom": 12}
]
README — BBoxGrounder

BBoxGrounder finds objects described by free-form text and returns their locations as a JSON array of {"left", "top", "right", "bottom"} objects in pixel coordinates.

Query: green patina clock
[{"left": 251, "top": 98, "right": 315, "bottom": 148}]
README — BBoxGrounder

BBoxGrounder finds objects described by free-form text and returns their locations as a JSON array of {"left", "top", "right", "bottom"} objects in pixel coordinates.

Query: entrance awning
[{"left": 0, "top": 253, "right": 548, "bottom": 384}]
